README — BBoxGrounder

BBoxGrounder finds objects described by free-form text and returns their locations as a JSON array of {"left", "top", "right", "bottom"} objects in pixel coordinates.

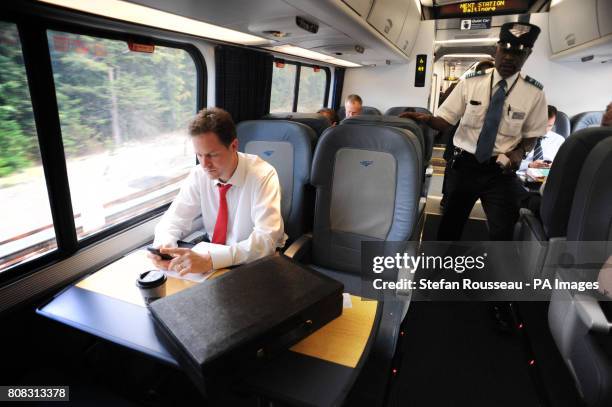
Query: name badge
[{"left": 512, "top": 111, "right": 526, "bottom": 120}]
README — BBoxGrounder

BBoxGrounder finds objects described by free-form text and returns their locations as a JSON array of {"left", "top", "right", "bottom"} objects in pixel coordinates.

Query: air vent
[
  {"left": 249, "top": 16, "right": 319, "bottom": 39},
  {"left": 311, "top": 44, "right": 365, "bottom": 56}
]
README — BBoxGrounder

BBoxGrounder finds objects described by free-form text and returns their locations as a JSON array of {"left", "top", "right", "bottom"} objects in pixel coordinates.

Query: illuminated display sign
[
  {"left": 415, "top": 54, "right": 427, "bottom": 87},
  {"left": 435, "top": 0, "right": 529, "bottom": 19}
]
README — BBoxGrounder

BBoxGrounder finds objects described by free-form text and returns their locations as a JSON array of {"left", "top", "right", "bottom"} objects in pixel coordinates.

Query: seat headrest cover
[
  {"left": 566, "top": 136, "right": 612, "bottom": 264},
  {"left": 340, "top": 115, "right": 424, "bottom": 165},
  {"left": 541, "top": 127, "right": 612, "bottom": 237},
  {"left": 262, "top": 112, "right": 331, "bottom": 136},
  {"left": 552, "top": 111, "right": 570, "bottom": 139},
  {"left": 236, "top": 120, "right": 315, "bottom": 239},
  {"left": 384, "top": 106, "right": 432, "bottom": 116},
  {"left": 571, "top": 111, "right": 604, "bottom": 133},
  {"left": 311, "top": 124, "right": 422, "bottom": 273}
]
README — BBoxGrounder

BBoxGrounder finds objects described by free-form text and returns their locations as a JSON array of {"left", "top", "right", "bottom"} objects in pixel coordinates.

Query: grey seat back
[
  {"left": 541, "top": 127, "right": 612, "bottom": 237},
  {"left": 570, "top": 111, "right": 604, "bottom": 133},
  {"left": 262, "top": 112, "right": 331, "bottom": 138},
  {"left": 548, "top": 137, "right": 612, "bottom": 407},
  {"left": 552, "top": 111, "right": 571, "bottom": 138},
  {"left": 236, "top": 120, "right": 316, "bottom": 240},
  {"left": 337, "top": 106, "right": 382, "bottom": 120},
  {"left": 384, "top": 107, "right": 435, "bottom": 161},
  {"left": 340, "top": 115, "right": 425, "bottom": 169},
  {"left": 310, "top": 124, "right": 422, "bottom": 273},
  {"left": 384, "top": 106, "right": 432, "bottom": 116},
  {"left": 566, "top": 135, "right": 612, "bottom": 249}
]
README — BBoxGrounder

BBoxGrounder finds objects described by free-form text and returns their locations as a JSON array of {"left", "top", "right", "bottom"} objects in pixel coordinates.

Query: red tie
[{"left": 212, "top": 183, "right": 232, "bottom": 244}]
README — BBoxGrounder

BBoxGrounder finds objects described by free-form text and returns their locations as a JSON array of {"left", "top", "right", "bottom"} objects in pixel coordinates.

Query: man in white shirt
[
  {"left": 518, "top": 105, "right": 565, "bottom": 171},
  {"left": 400, "top": 22, "right": 547, "bottom": 241},
  {"left": 149, "top": 107, "right": 286, "bottom": 275}
]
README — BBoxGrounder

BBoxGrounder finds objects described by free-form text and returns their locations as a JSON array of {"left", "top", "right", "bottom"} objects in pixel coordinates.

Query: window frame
[
  {"left": 271, "top": 58, "right": 331, "bottom": 113},
  {"left": 0, "top": 5, "right": 207, "bottom": 286}
]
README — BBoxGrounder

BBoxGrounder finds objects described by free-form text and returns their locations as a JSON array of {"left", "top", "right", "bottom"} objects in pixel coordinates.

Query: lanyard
[{"left": 489, "top": 72, "right": 519, "bottom": 101}]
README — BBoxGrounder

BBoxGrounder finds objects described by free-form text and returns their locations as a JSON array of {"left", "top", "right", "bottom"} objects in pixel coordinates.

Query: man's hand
[
  {"left": 399, "top": 111, "right": 431, "bottom": 122},
  {"left": 496, "top": 153, "right": 512, "bottom": 171},
  {"left": 162, "top": 247, "right": 213, "bottom": 275},
  {"left": 528, "top": 160, "right": 551, "bottom": 169},
  {"left": 147, "top": 244, "right": 174, "bottom": 270},
  {"left": 399, "top": 112, "right": 451, "bottom": 132}
]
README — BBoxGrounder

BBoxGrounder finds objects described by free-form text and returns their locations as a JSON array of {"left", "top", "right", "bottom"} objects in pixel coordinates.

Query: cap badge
[{"left": 509, "top": 24, "right": 531, "bottom": 37}]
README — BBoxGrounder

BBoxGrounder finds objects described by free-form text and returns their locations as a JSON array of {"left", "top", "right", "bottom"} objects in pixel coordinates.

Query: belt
[{"left": 453, "top": 147, "right": 499, "bottom": 165}]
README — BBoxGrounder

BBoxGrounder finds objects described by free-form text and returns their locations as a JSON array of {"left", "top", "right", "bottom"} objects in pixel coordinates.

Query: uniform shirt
[
  {"left": 518, "top": 130, "right": 565, "bottom": 171},
  {"left": 437, "top": 68, "right": 548, "bottom": 156},
  {"left": 153, "top": 152, "right": 287, "bottom": 269}
]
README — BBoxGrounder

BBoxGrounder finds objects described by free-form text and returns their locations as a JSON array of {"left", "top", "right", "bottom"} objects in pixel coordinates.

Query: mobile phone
[{"left": 146, "top": 246, "right": 173, "bottom": 261}]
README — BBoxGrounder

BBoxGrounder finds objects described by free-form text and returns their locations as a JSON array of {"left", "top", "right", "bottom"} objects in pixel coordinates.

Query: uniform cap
[{"left": 498, "top": 22, "right": 541, "bottom": 50}]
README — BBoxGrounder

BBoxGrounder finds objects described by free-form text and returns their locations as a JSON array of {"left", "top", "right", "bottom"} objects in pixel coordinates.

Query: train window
[
  {"left": 270, "top": 60, "right": 329, "bottom": 113},
  {"left": 297, "top": 66, "right": 327, "bottom": 112},
  {"left": 0, "top": 21, "right": 58, "bottom": 273},
  {"left": 47, "top": 30, "right": 197, "bottom": 241},
  {"left": 270, "top": 61, "right": 297, "bottom": 113}
]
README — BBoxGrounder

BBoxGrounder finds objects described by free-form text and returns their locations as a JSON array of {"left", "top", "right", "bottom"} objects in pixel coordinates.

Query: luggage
[{"left": 149, "top": 254, "right": 344, "bottom": 397}]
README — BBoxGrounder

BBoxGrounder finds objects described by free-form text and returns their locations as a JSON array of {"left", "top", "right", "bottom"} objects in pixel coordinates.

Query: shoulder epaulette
[
  {"left": 465, "top": 70, "right": 486, "bottom": 79},
  {"left": 525, "top": 75, "right": 543, "bottom": 90}
]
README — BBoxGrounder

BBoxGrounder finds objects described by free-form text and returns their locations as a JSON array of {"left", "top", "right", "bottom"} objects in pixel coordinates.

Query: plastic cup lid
[{"left": 136, "top": 270, "right": 167, "bottom": 288}]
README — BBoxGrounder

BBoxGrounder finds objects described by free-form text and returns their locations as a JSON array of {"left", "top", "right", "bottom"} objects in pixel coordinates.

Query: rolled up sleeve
[
  {"left": 153, "top": 169, "right": 201, "bottom": 248},
  {"left": 522, "top": 91, "right": 548, "bottom": 139},
  {"left": 436, "top": 80, "right": 466, "bottom": 126}
]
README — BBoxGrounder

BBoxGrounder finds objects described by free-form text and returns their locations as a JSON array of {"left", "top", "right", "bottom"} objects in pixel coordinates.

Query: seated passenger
[
  {"left": 345, "top": 94, "right": 363, "bottom": 118},
  {"left": 518, "top": 105, "right": 565, "bottom": 171},
  {"left": 149, "top": 107, "right": 286, "bottom": 275},
  {"left": 317, "top": 107, "right": 339, "bottom": 126},
  {"left": 603, "top": 101, "right": 612, "bottom": 127}
]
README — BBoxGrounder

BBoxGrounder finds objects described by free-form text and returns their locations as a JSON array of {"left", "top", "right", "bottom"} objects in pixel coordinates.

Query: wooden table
[{"left": 38, "top": 249, "right": 381, "bottom": 406}]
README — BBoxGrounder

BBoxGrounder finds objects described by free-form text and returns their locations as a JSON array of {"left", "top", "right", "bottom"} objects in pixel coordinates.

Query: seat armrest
[
  {"left": 575, "top": 294, "right": 612, "bottom": 334},
  {"left": 515, "top": 208, "right": 547, "bottom": 242},
  {"left": 283, "top": 234, "right": 312, "bottom": 262}
]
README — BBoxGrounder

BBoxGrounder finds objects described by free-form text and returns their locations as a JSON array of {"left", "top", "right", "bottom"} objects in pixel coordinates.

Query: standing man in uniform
[{"left": 401, "top": 22, "right": 548, "bottom": 241}]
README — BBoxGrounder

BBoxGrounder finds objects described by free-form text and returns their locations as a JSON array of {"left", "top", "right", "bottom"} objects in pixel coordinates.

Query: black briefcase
[{"left": 149, "top": 254, "right": 344, "bottom": 398}]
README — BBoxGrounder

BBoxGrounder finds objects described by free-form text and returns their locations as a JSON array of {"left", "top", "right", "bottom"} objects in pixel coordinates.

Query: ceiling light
[
  {"left": 38, "top": 0, "right": 269, "bottom": 46},
  {"left": 265, "top": 45, "right": 361, "bottom": 67},
  {"left": 435, "top": 38, "right": 499, "bottom": 44}
]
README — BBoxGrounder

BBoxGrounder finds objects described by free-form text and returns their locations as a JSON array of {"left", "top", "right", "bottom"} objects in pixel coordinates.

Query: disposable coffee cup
[{"left": 136, "top": 270, "right": 167, "bottom": 305}]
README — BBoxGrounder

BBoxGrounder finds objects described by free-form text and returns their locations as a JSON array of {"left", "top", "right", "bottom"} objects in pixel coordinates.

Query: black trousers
[{"left": 437, "top": 151, "right": 522, "bottom": 241}]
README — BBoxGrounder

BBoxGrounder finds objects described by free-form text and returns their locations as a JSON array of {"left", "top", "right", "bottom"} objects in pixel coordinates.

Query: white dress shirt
[
  {"left": 153, "top": 152, "right": 287, "bottom": 269},
  {"left": 437, "top": 68, "right": 548, "bottom": 156},
  {"left": 518, "top": 130, "right": 565, "bottom": 171}
]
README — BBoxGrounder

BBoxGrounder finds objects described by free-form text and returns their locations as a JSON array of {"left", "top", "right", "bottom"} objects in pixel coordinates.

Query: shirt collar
[
  {"left": 493, "top": 68, "right": 519, "bottom": 89},
  {"left": 218, "top": 151, "right": 246, "bottom": 187}
]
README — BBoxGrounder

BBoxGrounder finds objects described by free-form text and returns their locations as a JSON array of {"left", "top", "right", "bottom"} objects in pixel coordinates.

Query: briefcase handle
[{"left": 257, "top": 318, "right": 314, "bottom": 359}]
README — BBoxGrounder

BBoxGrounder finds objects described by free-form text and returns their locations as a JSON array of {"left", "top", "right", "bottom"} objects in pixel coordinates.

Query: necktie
[
  {"left": 533, "top": 137, "right": 543, "bottom": 161},
  {"left": 212, "top": 183, "right": 232, "bottom": 245},
  {"left": 475, "top": 79, "right": 507, "bottom": 163}
]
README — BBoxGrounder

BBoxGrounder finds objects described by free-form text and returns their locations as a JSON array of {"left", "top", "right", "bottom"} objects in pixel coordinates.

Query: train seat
[
  {"left": 548, "top": 136, "right": 612, "bottom": 407},
  {"left": 236, "top": 120, "right": 316, "bottom": 241},
  {"left": 514, "top": 127, "right": 612, "bottom": 281},
  {"left": 571, "top": 111, "right": 604, "bottom": 133},
  {"left": 262, "top": 112, "right": 331, "bottom": 138}
]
